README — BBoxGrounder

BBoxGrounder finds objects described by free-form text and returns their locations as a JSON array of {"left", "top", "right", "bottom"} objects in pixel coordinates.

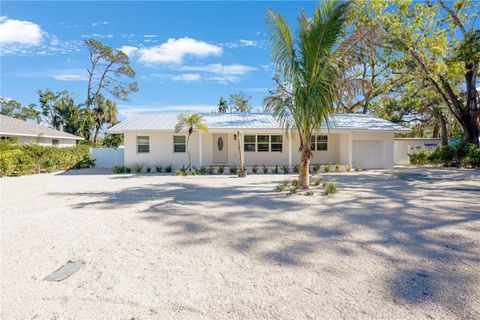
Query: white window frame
[
  {"left": 137, "top": 136, "right": 150, "bottom": 153},
  {"left": 173, "top": 135, "right": 186, "bottom": 153},
  {"left": 311, "top": 135, "right": 328, "bottom": 151},
  {"left": 243, "top": 134, "right": 283, "bottom": 153}
]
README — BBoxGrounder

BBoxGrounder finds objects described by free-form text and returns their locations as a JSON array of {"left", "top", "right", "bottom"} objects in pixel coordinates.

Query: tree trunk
[
  {"left": 299, "top": 146, "right": 311, "bottom": 189},
  {"left": 438, "top": 112, "right": 449, "bottom": 147},
  {"left": 186, "top": 134, "right": 191, "bottom": 170},
  {"left": 93, "top": 124, "right": 101, "bottom": 145}
]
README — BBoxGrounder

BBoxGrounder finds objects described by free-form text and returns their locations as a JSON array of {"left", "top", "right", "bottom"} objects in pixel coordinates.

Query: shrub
[
  {"left": 312, "top": 163, "right": 320, "bottom": 175},
  {"left": 146, "top": 166, "right": 151, "bottom": 173},
  {"left": 155, "top": 164, "right": 163, "bottom": 173},
  {"left": 229, "top": 166, "right": 238, "bottom": 174},
  {"left": 355, "top": 166, "right": 361, "bottom": 172},
  {"left": 207, "top": 167, "right": 215, "bottom": 175},
  {"left": 262, "top": 164, "right": 268, "bottom": 174},
  {"left": 132, "top": 163, "right": 144, "bottom": 173},
  {"left": 409, "top": 149, "right": 430, "bottom": 165},
  {"left": 293, "top": 164, "right": 299, "bottom": 173},
  {"left": 291, "top": 179, "right": 300, "bottom": 188},
  {"left": 252, "top": 164, "right": 258, "bottom": 174},
  {"left": 125, "top": 167, "right": 132, "bottom": 173},
  {"left": 112, "top": 166, "right": 126, "bottom": 174},
  {"left": 271, "top": 165, "right": 279, "bottom": 174},
  {"left": 324, "top": 164, "right": 331, "bottom": 173},
  {"left": 304, "top": 190, "right": 314, "bottom": 196},
  {"left": 323, "top": 182, "right": 337, "bottom": 195},
  {"left": 465, "top": 144, "right": 480, "bottom": 168},
  {"left": 164, "top": 165, "right": 172, "bottom": 173},
  {"left": 335, "top": 163, "right": 341, "bottom": 172},
  {"left": 198, "top": 166, "right": 208, "bottom": 175},
  {"left": 0, "top": 149, "right": 35, "bottom": 176},
  {"left": 217, "top": 165, "right": 225, "bottom": 174},
  {"left": 281, "top": 165, "right": 289, "bottom": 174},
  {"left": 345, "top": 165, "right": 351, "bottom": 172}
]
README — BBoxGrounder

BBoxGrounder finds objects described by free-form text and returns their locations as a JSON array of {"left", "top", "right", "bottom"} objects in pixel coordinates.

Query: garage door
[{"left": 352, "top": 140, "right": 384, "bottom": 169}]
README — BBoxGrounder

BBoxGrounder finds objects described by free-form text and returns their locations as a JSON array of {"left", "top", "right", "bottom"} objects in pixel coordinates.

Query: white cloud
[
  {"left": 144, "top": 34, "right": 157, "bottom": 38},
  {"left": 0, "top": 16, "right": 43, "bottom": 46},
  {"left": 118, "top": 45, "right": 138, "bottom": 57},
  {"left": 19, "top": 69, "right": 88, "bottom": 81},
  {"left": 179, "top": 63, "right": 255, "bottom": 75},
  {"left": 137, "top": 37, "right": 222, "bottom": 64},
  {"left": 171, "top": 73, "right": 201, "bottom": 82},
  {"left": 224, "top": 39, "right": 261, "bottom": 48},
  {"left": 91, "top": 21, "right": 109, "bottom": 27}
]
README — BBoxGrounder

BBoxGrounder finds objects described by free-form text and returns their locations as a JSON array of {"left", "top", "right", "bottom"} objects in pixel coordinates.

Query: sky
[{"left": 1, "top": 1, "right": 318, "bottom": 119}]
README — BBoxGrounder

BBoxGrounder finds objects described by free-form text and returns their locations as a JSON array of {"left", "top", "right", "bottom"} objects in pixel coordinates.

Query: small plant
[
  {"left": 288, "top": 185, "right": 299, "bottom": 194},
  {"left": 345, "top": 165, "right": 351, "bottom": 173},
  {"left": 291, "top": 179, "right": 300, "bottom": 188},
  {"left": 112, "top": 166, "right": 126, "bottom": 174},
  {"left": 293, "top": 165, "right": 299, "bottom": 173},
  {"left": 229, "top": 166, "right": 238, "bottom": 174},
  {"left": 198, "top": 166, "right": 208, "bottom": 175},
  {"left": 271, "top": 165, "right": 279, "bottom": 174},
  {"left": 175, "top": 170, "right": 183, "bottom": 176},
  {"left": 217, "top": 165, "right": 225, "bottom": 174},
  {"left": 176, "top": 169, "right": 196, "bottom": 176},
  {"left": 324, "top": 164, "right": 331, "bottom": 173},
  {"left": 335, "top": 163, "right": 341, "bottom": 172},
  {"left": 281, "top": 165, "right": 289, "bottom": 174},
  {"left": 323, "top": 182, "right": 337, "bottom": 195},
  {"left": 207, "top": 167, "right": 215, "bottom": 175},
  {"left": 125, "top": 167, "right": 131, "bottom": 173},
  {"left": 355, "top": 166, "right": 361, "bottom": 172},
  {"left": 312, "top": 177, "right": 322, "bottom": 187},
  {"left": 164, "top": 164, "right": 172, "bottom": 173},
  {"left": 312, "top": 163, "right": 320, "bottom": 175},
  {"left": 252, "top": 164, "right": 258, "bottom": 174},
  {"left": 132, "top": 163, "right": 144, "bottom": 173},
  {"left": 155, "top": 164, "right": 163, "bottom": 173},
  {"left": 276, "top": 184, "right": 287, "bottom": 192},
  {"left": 262, "top": 164, "right": 268, "bottom": 174},
  {"left": 304, "top": 190, "right": 314, "bottom": 196},
  {"left": 146, "top": 166, "right": 151, "bottom": 173}
]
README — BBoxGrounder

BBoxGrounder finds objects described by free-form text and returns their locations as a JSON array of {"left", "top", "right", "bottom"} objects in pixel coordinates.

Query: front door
[{"left": 213, "top": 134, "right": 228, "bottom": 164}]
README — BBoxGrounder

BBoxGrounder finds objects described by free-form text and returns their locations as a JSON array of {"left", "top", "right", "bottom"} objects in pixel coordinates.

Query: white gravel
[{"left": 1, "top": 167, "right": 479, "bottom": 319}]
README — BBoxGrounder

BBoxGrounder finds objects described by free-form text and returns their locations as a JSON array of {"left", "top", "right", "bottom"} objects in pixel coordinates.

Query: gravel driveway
[{"left": 1, "top": 167, "right": 479, "bottom": 319}]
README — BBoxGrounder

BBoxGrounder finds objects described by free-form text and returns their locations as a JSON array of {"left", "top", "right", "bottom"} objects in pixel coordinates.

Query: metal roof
[
  {"left": 0, "top": 115, "right": 84, "bottom": 140},
  {"left": 108, "top": 112, "right": 410, "bottom": 133}
]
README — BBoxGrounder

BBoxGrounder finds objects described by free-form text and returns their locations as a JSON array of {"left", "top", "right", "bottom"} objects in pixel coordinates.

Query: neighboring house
[
  {"left": 394, "top": 138, "right": 442, "bottom": 165},
  {"left": 108, "top": 113, "right": 410, "bottom": 169},
  {"left": 0, "top": 115, "right": 84, "bottom": 147}
]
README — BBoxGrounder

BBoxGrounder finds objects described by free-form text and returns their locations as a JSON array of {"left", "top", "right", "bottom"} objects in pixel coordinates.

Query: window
[
  {"left": 244, "top": 135, "right": 256, "bottom": 152},
  {"left": 257, "top": 135, "right": 269, "bottom": 152},
  {"left": 52, "top": 139, "right": 59, "bottom": 145},
  {"left": 271, "top": 135, "right": 283, "bottom": 152},
  {"left": 137, "top": 136, "right": 150, "bottom": 153},
  {"left": 311, "top": 135, "right": 328, "bottom": 151},
  {"left": 243, "top": 135, "right": 283, "bottom": 152},
  {"left": 173, "top": 135, "right": 186, "bottom": 153}
]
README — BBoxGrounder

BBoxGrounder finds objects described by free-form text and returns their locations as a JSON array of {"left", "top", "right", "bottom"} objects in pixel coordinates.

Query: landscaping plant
[
  {"left": 155, "top": 164, "right": 163, "bottom": 173},
  {"left": 132, "top": 163, "right": 144, "bottom": 173},
  {"left": 281, "top": 165, "right": 289, "bottom": 174},
  {"left": 262, "top": 164, "right": 268, "bottom": 174},
  {"left": 217, "top": 165, "right": 225, "bottom": 174},
  {"left": 323, "top": 182, "right": 337, "bottom": 195},
  {"left": 252, "top": 164, "right": 258, "bottom": 174}
]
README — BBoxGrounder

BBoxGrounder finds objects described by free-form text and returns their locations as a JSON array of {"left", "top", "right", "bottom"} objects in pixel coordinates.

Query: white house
[
  {"left": 108, "top": 113, "right": 410, "bottom": 170},
  {"left": 0, "top": 115, "right": 84, "bottom": 147}
]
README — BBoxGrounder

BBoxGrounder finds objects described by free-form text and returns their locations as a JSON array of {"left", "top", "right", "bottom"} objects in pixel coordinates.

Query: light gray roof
[
  {"left": 0, "top": 115, "right": 84, "bottom": 140},
  {"left": 108, "top": 113, "right": 410, "bottom": 133}
]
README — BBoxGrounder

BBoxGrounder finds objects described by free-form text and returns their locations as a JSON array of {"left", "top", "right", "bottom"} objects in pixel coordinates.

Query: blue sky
[{"left": 1, "top": 1, "right": 317, "bottom": 119}]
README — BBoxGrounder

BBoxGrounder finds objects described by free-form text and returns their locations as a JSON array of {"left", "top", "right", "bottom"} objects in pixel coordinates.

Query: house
[
  {"left": 108, "top": 113, "right": 410, "bottom": 170},
  {"left": 0, "top": 115, "right": 84, "bottom": 147}
]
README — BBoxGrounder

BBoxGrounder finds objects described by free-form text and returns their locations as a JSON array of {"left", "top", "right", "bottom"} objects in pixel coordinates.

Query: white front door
[{"left": 213, "top": 134, "right": 228, "bottom": 164}]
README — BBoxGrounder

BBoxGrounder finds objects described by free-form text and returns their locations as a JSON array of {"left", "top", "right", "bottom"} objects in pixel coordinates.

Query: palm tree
[
  {"left": 174, "top": 113, "right": 208, "bottom": 169},
  {"left": 92, "top": 94, "right": 118, "bottom": 145},
  {"left": 264, "top": 0, "right": 352, "bottom": 188}
]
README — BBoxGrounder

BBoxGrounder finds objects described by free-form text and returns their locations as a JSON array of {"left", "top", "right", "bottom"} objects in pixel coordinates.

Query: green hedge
[
  {"left": 0, "top": 141, "right": 95, "bottom": 177},
  {"left": 409, "top": 143, "right": 480, "bottom": 168}
]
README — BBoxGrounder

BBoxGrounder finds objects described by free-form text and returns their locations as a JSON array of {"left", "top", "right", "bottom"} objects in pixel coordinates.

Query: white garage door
[{"left": 352, "top": 140, "right": 384, "bottom": 169}]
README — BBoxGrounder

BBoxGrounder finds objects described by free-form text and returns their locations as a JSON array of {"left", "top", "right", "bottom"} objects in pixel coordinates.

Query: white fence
[
  {"left": 90, "top": 147, "right": 124, "bottom": 168},
  {"left": 394, "top": 138, "right": 441, "bottom": 165}
]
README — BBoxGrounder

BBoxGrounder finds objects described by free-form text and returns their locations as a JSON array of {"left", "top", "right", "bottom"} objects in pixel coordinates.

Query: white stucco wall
[{"left": 123, "top": 131, "right": 395, "bottom": 169}]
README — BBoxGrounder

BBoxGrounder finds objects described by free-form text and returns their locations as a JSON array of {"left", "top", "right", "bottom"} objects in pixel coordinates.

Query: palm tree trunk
[
  {"left": 93, "top": 124, "right": 101, "bottom": 145},
  {"left": 187, "top": 134, "right": 191, "bottom": 169},
  {"left": 299, "top": 146, "right": 311, "bottom": 189}
]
